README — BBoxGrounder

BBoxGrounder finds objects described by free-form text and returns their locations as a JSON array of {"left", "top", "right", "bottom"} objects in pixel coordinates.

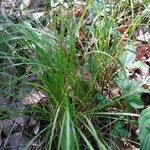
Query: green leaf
[
  {"left": 115, "top": 72, "right": 129, "bottom": 91},
  {"left": 127, "top": 95, "right": 144, "bottom": 109},
  {"left": 114, "top": 120, "right": 125, "bottom": 128},
  {"left": 119, "top": 43, "right": 136, "bottom": 68},
  {"left": 115, "top": 72, "right": 144, "bottom": 109},
  {"left": 111, "top": 121, "right": 128, "bottom": 138},
  {"left": 97, "top": 95, "right": 112, "bottom": 105},
  {"left": 90, "top": 0, "right": 113, "bottom": 17},
  {"left": 58, "top": 110, "right": 76, "bottom": 150},
  {"left": 139, "top": 108, "right": 150, "bottom": 150}
]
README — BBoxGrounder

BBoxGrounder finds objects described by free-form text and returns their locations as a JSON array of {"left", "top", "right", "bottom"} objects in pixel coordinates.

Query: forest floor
[{"left": 0, "top": 0, "right": 150, "bottom": 150}]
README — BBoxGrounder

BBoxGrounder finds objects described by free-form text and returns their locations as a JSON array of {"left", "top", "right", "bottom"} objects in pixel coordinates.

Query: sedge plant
[{"left": 0, "top": 0, "right": 148, "bottom": 149}]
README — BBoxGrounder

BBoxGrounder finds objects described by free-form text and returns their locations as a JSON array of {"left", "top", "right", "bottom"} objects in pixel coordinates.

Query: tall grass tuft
[{"left": 0, "top": 0, "right": 148, "bottom": 149}]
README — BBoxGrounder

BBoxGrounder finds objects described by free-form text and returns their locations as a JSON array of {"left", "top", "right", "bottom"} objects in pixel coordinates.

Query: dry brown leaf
[
  {"left": 118, "top": 25, "right": 129, "bottom": 34},
  {"left": 23, "top": 91, "right": 46, "bottom": 105},
  {"left": 136, "top": 44, "right": 150, "bottom": 61}
]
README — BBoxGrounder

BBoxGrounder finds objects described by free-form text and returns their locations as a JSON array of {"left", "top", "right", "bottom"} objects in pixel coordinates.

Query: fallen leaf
[
  {"left": 118, "top": 25, "right": 129, "bottom": 34},
  {"left": 2, "top": 132, "right": 29, "bottom": 150},
  {"left": 135, "top": 27, "right": 150, "bottom": 43},
  {"left": 23, "top": 91, "right": 46, "bottom": 105},
  {"left": 20, "top": 0, "right": 30, "bottom": 10},
  {"left": 136, "top": 44, "right": 150, "bottom": 61},
  {"left": 32, "top": 12, "right": 45, "bottom": 20}
]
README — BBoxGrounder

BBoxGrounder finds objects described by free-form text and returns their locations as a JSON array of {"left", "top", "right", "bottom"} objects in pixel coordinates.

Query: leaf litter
[{"left": 0, "top": 0, "right": 150, "bottom": 149}]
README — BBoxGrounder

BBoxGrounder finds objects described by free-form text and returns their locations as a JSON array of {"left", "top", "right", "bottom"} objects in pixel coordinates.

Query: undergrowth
[{"left": 0, "top": 0, "right": 149, "bottom": 149}]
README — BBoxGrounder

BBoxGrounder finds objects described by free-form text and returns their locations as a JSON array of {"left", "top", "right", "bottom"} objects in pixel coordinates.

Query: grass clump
[{"left": 0, "top": 0, "right": 149, "bottom": 149}]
